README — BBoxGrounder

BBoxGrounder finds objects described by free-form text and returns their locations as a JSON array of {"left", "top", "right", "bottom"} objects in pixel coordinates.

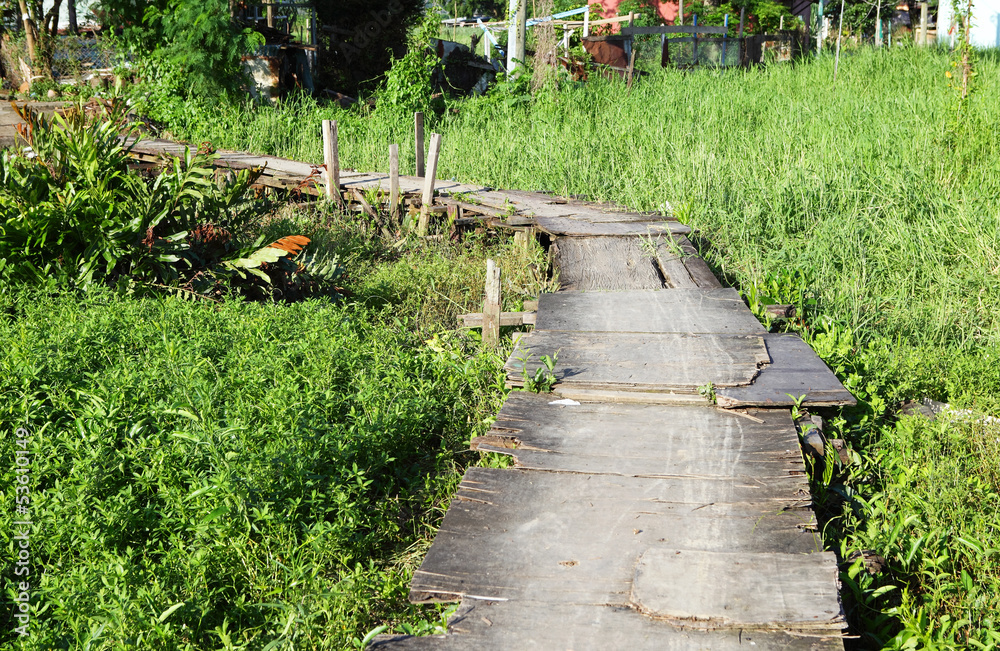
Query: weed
[
  {"left": 698, "top": 381, "right": 717, "bottom": 404},
  {"left": 516, "top": 347, "right": 560, "bottom": 393}
]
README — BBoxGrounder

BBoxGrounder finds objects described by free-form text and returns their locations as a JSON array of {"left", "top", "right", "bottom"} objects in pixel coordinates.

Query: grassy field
[
  {"left": 154, "top": 45, "right": 1000, "bottom": 648},
  {"left": 0, "top": 197, "right": 548, "bottom": 648}
]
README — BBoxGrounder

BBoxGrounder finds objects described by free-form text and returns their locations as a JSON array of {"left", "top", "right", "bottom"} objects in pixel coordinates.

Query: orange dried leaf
[{"left": 268, "top": 235, "right": 311, "bottom": 255}]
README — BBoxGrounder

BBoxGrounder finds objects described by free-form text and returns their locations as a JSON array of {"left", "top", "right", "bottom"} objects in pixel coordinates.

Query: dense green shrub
[
  {"left": 0, "top": 288, "right": 506, "bottom": 648},
  {"left": 0, "top": 102, "right": 341, "bottom": 300}
]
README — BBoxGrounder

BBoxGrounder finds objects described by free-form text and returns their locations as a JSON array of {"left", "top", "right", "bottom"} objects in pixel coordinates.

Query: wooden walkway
[{"left": 128, "top": 139, "right": 854, "bottom": 649}]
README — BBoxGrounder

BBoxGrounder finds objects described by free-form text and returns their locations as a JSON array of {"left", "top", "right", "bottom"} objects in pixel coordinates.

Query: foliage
[
  {"left": 374, "top": 13, "right": 443, "bottom": 116},
  {"left": 0, "top": 101, "right": 340, "bottom": 301},
  {"left": 97, "top": 0, "right": 263, "bottom": 96},
  {"left": 319, "top": 0, "right": 427, "bottom": 96},
  {"left": 516, "top": 349, "right": 560, "bottom": 393},
  {"left": 0, "top": 284, "right": 508, "bottom": 648}
]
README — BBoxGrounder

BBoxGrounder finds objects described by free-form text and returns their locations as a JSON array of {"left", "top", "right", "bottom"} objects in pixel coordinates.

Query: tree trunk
[
  {"left": 16, "top": 0, "right": 38, "bottom": 70},
  {"left": 68, "top": 0, "right": 78, "bottom": 35}
]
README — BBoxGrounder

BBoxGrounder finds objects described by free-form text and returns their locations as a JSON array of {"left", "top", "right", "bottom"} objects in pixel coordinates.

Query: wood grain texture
[
  {"left": 535, "top": 216, "right": 690, "bottom": 236},
  {"left": 535, "top": 289, "right": 765, "bottom": 334},
  {"left": 552, "top": 237, "right": 666, "bottom": 291},
  {"left": 506, "top": 331, "right": 770, "bottom": 391},
  {"left": 371, "top": 599, "right": 845, "bottom": 650},
  {"left": 409, "top": 468, "right": 820, "bottom": 605},
  {"left": 716, "top": 334, "right": 857, "bottom": 408},
  {"left": 475, "top": 393, "right": 804, "bottom": 478},
  {"left": 631, "top": 548, "right": 843, "bottom": 631}
]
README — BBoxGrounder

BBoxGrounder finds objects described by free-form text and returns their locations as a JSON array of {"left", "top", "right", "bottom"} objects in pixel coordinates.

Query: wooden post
[
  {"left": 483, "top": 259, "right": 502, "bottom": 348},
  {"left": 507, "top": 0, "right": 527, "bottom": 72},
  {"left": 919, "top": 2, "right": 928, "bottom": 45},
  {"left": 779, "top": 15, "right": 784, "bottom": 30},
  {"left": 816, "top": 0, "right": 824, "bottom": 53},
  {"left": 626, "top": 50, "right": 636, "bottom": 89},
  {"left": 418, "top": 133, "right": 442, "bottom": 236},
  {"left": 722, "top": 13, "right": 729, "bottom": 65},
  {"left": 583, "top": 6, "right": 590, "bottom": 37},
  {"left": 875, "top": 3, "right": 882, "bottom": 46},
  {"left": 739, "top": 6, "right": 745, "bottom": 36},
  {"left": 693, "top": 14, "right": 699, "bottom": 65},
  {"left": 414, "top": 112, "right": 425, "bottom": 177},
  {"left": 833, "top": 0, "right": 844, "bottom": 82},
  {"left": 389, "top": 144, "right": 400, "bottom": 222},
  {"left": 678, "top": 1, "right": 683, "bottom": 26},
  {"left": 266, "top": 1, "right": 274, "bottom": 27},
  {"left": 322, "top": 120, "right": 339, "bottom": 203}
]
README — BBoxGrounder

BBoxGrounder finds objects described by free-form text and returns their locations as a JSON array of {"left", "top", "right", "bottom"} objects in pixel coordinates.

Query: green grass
[
  {"left": 155, "top": 45, "right": 1000, "bottom": 647},
  {"left": 0, "top": 205, "right": 548, "bottom": 648}
]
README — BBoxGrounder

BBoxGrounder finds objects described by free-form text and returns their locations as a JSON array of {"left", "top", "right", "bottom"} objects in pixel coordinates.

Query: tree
[
  {"left": 98, "top": 0, "right": 263, "bottom": 95},
  {"left": 317, "top": 0, "right": 426, "bottom": 96},
  {"left": 9, "top": 0, "right": 65, "bottom": 78}
]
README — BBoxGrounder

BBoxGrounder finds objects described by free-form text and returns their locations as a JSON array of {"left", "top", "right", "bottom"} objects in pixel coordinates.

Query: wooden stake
[
  {"left": 414, "top": 112, "right": 425, "bottom": 177},
  {"left": 322, "top": 120, "right": 339, "bottom": 204},
  {"left": 418, "top": 133, "right": 442, "bottom": 236},
  {"left": 583, "top": 7, "right": 589, "bottom": 37},
  {"left": 483, "top": 259, "right": 502, "bottom": 348},
  {"left": 919, "top": 1, "right": 928, "bottom": 45},
  {"left": 389, "top": 144, "right": 400, "bottom": 222},
  {"left": 626, "top": 50, "right": 636, "bottom": 89},
  {"left": 833, "top": 0, "right": 844, "bottom": 83},
  {"left": 266, "top": 2, "right": 274, "bottom": 28}
]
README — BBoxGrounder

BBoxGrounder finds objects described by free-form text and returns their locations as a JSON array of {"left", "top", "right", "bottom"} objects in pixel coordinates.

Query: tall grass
[{"left": 157, "top": 45, "right": 1000, "bottom": 646}]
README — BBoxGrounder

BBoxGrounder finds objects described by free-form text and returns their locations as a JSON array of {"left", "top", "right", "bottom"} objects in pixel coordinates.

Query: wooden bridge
[{"left": 127, "top": 137, "right": 854, "bottom": 649}]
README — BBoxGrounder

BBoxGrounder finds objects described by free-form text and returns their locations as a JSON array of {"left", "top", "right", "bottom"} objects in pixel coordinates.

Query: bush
[{"left": 0, "top": 101, "right": 341, "bottom": 301}]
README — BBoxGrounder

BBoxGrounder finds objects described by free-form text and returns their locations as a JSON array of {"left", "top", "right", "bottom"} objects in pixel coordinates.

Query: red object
[{"left": 594, "top": 0, "right": 680, "bottom": 24}]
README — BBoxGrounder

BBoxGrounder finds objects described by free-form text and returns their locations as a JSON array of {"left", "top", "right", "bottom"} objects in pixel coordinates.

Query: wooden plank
[
  {"left": 459, "top": 312, "right": 536, "bottom": 328},
  {"left": 552, "top": 237, "right": 666, "bottom": 291},
  {"left": 535, "top": 216, "right": 690, "bottom": 237},
  {"left": 322, "top": 120, "right": 339, "bottom": 201},
  {"left": 415, "top": 111, "right": 425, "bottom": 177},
  {"left": 675, "top": 235, "right": 723, "bottom": 288},
  {"left": 716, "top": 334, "right": 857, "bottom": 408},
  {"left": 631, "top": 548, "right": 843, "bottom": 631},
  {"left": 371, "top": 599, "right": 844, "bottom": 649},
  {"left": 534, "top": 289, "right": 765, "bottom": 334},
  {"left": 623, "top": 24, "right": 728, "bottom": 34},
  {"left": 474, "top": 393, "right": 803, "bottom": 478},
  {"left": 408, "top": 468, "right": 821, "bottom": 604},
  {"left": 482, "top": 259, "right": 502, "bottom": 348},
  {"left": 506, "top": 331, "right": 769, "bottom": 392},
  {"left": 389, "top": 144, "right": 400, "bottom": 220}
]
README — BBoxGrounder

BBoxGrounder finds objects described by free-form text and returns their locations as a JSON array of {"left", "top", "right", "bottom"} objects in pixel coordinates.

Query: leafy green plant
[
  {"left": 0, "top": 100, "right": 341, "bottom": 301},
  {"left": 698, "top": 381, "right": 717, "bottom": 404},
  {"left": 516, "top": 347, "right": 560, "bottom": 393}
]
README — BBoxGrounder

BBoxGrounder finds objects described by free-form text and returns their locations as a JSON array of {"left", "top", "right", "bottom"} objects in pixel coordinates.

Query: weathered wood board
[
  {"left": 371, "top": 599, "right": 845, "bottom": 650},
  {"left": 631, "top": 548, "right": 843, "bottom": 631},
  {"left": 553, "top": 236, "right": 720, "bottom": 290},
  {"left": 409, "top": 468, "right": 820, "bottom": 605},
  {"left": 508, "top": 331, "right": 854, "bottom": 408},
  {"left": 506, "top": 331, "right": 769, "bottom": 391},
  {"left": 474, "top": 393, "right": 804, "bottom": 478},
  {"left": 715, "top": 335, "right": 857, "bottom": 408},
  {"left": 535, "top": 289, "right": 765, "bottom": 334},
  {"left": 464, "top": 189, "right": 679, "bottom": 223},
  {"left": 535, "top": 216, "right": 691, "bottom": 236}
]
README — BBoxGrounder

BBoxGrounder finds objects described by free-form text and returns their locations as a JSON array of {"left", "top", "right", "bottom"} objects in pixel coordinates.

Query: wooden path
[{"left": 126, "top": 138, "right": 855, "bottom": 649}]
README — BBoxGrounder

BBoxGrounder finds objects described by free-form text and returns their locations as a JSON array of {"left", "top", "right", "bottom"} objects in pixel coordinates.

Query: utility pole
[{"left": 507, "top": 0, "right": 527, "bottom": 72}]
